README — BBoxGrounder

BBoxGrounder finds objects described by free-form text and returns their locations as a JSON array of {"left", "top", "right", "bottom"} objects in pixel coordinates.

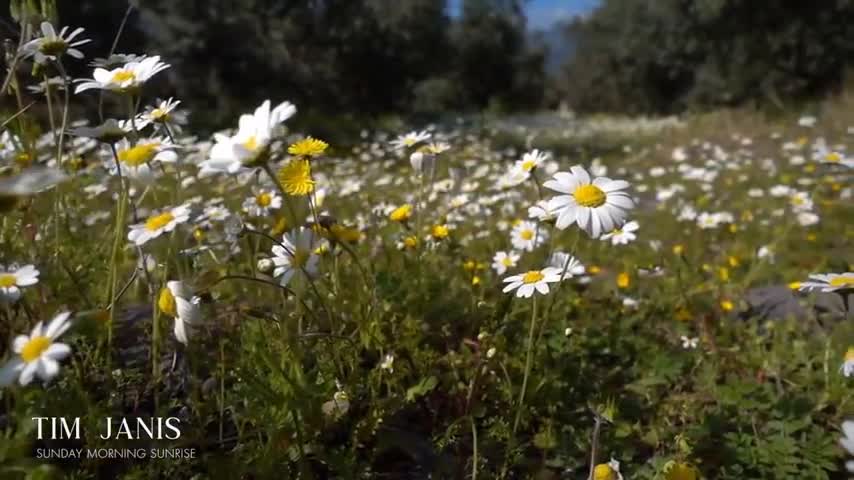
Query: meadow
[{"left": 0, "top": 20, "right": 853, "bottom": 480}]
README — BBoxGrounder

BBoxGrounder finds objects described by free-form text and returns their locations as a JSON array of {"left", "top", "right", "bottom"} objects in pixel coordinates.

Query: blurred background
[{"left": 3, "top": 0, "right": 854, "bottom": 133}]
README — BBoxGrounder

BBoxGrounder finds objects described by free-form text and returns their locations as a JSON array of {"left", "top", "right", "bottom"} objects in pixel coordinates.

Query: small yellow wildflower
[
  {"left": 617, "top": 272, "right": 630, "bottom": 289},
  {"left": 787, "top": 281, "right": 801, "bottom": 290},
  {"left": 158, "top": 287, "right": 176, "bottom": 317},
  {"left": 720, "top": 299, "right": 734, "bottom": 312},
  {"left": 402, "top": 235, "right": 418, "bottom": 249},
  {"left": 288, "top": 137, "right": 329, "bottom": 157},
  {"left": 390, "top": 204, "right": 413, "bottom": 222},
  {"left": 471, "top": 275, "right": 481, "bottom": 286},
  {"left": 277, "top": 159, "right": 315, "bottom": 196},
  {"left": 593, "top": 463, "right": 618, "bottom": 480},
  {"left": 588, "top": 265, "right": 601, "bottom": 275},
  {"left": 673, "top": 244, "right": 684, "bottom": 256},
  {"left": 431, "top": 224, "right": 450, "bottom": 240},
  {"left": 662, "top": 461, "right": 700, "bottom": 480}
]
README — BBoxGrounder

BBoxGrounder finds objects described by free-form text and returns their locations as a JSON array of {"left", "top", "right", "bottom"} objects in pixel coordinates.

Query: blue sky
[{"left": 448, "top": 0, "right": 600, "bottom": 29}]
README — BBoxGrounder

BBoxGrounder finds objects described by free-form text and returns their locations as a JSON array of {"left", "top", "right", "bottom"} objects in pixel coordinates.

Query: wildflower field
[{"left": 2, "top": 12, "right": 854, "bottom": 480}]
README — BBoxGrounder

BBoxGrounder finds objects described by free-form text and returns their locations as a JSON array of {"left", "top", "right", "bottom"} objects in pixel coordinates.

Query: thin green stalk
[{"left": 512, "top": 295, "right": 538, "bottom": 434}]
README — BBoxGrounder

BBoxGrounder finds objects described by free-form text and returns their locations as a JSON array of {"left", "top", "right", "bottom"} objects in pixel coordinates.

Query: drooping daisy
[
  {"left": 157, "top": 281, "right": 201, "bottom": 345},
  {"left": 0, "top": 167, "right": 68, "bottom": 212},
  {"left": 137, "top": 97, "right": 182, "bottom": 129},
  {"left": 277, "top": 159, "right": 315, "bottom": 196},
  {"left": 389, "top": 204, "right": 413, "bottom": 223},
  {"left": 510, "top": 220, "right": 546, "bottom": 252},
  {"left": 20, "top": 22, "right": 91, "bottom": 64},
  {"left": 0, "top": 264, "right": 39, "bottom": 302},
  {"left": 390, "top": 130, "right": 431, "bottom": 150},
  {"left": 502, "top": 267, "right": 562, "bottom": 298},
  {"left": 544, "top": 165, "right": 634, "bottom": 238},
  {"left": 0, "top": 312, "right": 73, "bottom": 386},
  {"left": 798, "top": 272, "right": 854, "bottom": 292},
  {"left": 548, "top": 252, "right": 585, "bottom": 279},
  {"left": 74, "top": 55, "right": 170, "bottom": 94},
  {"left": 271, "top": 227, "right": 320, "bottom": 286},
  {"left": 128, "top": 204, "right": 191, "bottom": 246},
  {"left": 491, "top": 251, "right": 520, "bottom": 275},
  {"left": 242, "top": 189, "right": 282, "bottom": 217},
  {"left": 600, "top": 220, "right": 639, "bottom": 246},
  {"left": 528, "top": 199, "right": 559, "bottom": 222},
  {"left": 199, "top": 100, "right": 297, "bottom": 175}
]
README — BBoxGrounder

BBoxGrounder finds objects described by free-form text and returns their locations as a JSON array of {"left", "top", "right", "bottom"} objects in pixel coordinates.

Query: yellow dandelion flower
[
  {"left": 471, "top": 275, "right": 481, "bottom": 286},
  {"left": 720, "top": 299, "right": 734, "bottom": 312},
  {"left": 277, "top": 159, "right": 315, "bottom": 196},
  {"left": 431, "top": 224, "right": 450, "bottom": 240},
  {"left": 402, "top": 235, "right": 418, "bottom": 249},
  {"left": 663, "top": 461, "right": 700, "bottom": 480},
  {"left": 158, "top": 287, "right": 177, "bottom": 317},
  {"left": 390, "top": 204, "right": 413, "bottom": 222},
  {"left": 288, "top": 137, "right": 328, "bottom": 157},
  {"left": 617, "top": 272, "right": 630, "bottom": 289},
  {"left": 673, "top": 244, "right": 684, "bottom": 256}
]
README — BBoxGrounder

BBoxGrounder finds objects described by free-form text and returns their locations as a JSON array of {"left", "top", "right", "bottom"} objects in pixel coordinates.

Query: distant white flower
[
  {"left": 544, "top": 165, "right": 634, "bottom": 238},
  {"left": 491, "top": 251, "right": 520, "bottom": 275},
  {"left": 528, "top": 199, "right": 559, "bottom": 222},
  {"left": 242, "top": 190, "right": 282, "bottom": 217},
  {"left": 391, "top": 130, "right": 431, "bottom": 150},
  {"left": 516, "top": 149, "right": 549, "bottom": 173},
  {"left": 271, "top": 227, "right": 319, "bottom": 286},
  {"left": 20, "top": 22, "right": 90, "bottom": 64},
  {"left": 0, "top": 312, "right": 72, "bottom": 386},
  {"left": 796, "top": 211, "right": 819, "bottom": 227},
  {"left": 75, "top": 55, "right": 170, "bottom": 94},
  {"left": 600, "top": 220, "right": 638, "bottom": 246},
  {"left": 510, "top": 220, "right": 546, "bottom": 252},
  {"left": 502, "top": 267, "right": 562, "bottom": 298},
  {"left": 380, "top": 353, "right": 394, "bottom": 373},
  {"left": 798, "top": 115, "right": 817, "bottom": 127},
  {"left": 0, "top": 265, "right": 39, "bottom": 302},
  {"left": 128, "top": 204, "right": 191, "bottom": 246},
  {"left": 681, "top": 336, "right": 699, "bottom": 349}
]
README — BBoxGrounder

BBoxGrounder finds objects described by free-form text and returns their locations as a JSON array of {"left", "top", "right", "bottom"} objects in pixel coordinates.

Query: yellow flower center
[
  {"left": 830, "top": 276, "right": 854, "bottom": 287},
  {"left": 118, "top": 143, "right": 159, "bottom": 167},
  {"left": 243, "top": 135, "right": 259, "bottom": 152},
  {"left": 389, "top": 204, "right": 413, "bottom": 222},
  {"left": 520, "top": 229, "right": 534, "bottom": 241},
  {"left": 21, "top": 336, "right": 51, "bottom": 363},
  {"left": 0, "top": 274, "right": 16, "bottom": 288},
  {"left": 40, "top": 39, "right": 67, "bottom": 56},
  {"left": 150, "top": 108, "right": 168, "bottom": 121},
  {"left": 846, "top": 347, "right": 854, "bottom": 362},
  {"left": 826, "top": 152, "right": 841, "bottom": 163},
  {"left": 574, "top": 184, "right": 606, "bottom": 208},
  {"left": 522, "top": 271, "right": 544, "bottom": 284},
  {"left": 593, "top": 464, "right": 617, "bottom": 480},
  {"left": 501, "top": 257, "right": 514, "bottom": 267},
  {"left": 111, "top": 69, "right": 136, "bottom": 84},
  {"left": 288, "top": 137, "right": 329, "bottom": 157},
  {"left": 256, "top": 192, "right": 273, "bottom": 207},
  {"left": 145, "top": 212, "right": 175, "bottom": 232},
  {"left": 158, "top": 287, "right": 177, "bottom": 317},
  {"left": 617, "top": 272, "right": 630, "bottom": 288},
  {"left": 521, "top": 159, "right": 536, "bottom": 171}
]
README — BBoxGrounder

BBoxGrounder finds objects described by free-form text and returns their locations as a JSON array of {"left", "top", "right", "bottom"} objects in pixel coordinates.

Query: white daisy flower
[
  {"left": 798, "top": 272, "right": 854, "bottom": 293},
  {"left": 543, "top": 165, "right": 634, "bottom": 238},
  {"left": 380, "top": 354, "right": 394, "bottom": 373},
  {"left": 20, "top": 22, "right": 91, "bottom": 64},
  {"left": 241, "top": 189, "right": 282, "bottom": 217},
  {"left": 0, "top": 264, "right": 39, "bottom": 303},
  {"left": 199, "top": 100, "right": 296, "bottom": 175},
  {"left": 158, "top": 281, "right": 202, "bottom": 345},
  {"left": 681, "top": 336, "right": 699, "bottom": 349},
  {"left": 74, "top": 55, "right": 170, "bottom": 94},
  {"left": 0, "top": 312, "right": 73, "bottom": 386},
  {"left": 137, "top": 97, "right": 183, "bottom": 129},
  {"left": 502, "top": 267, "right": 562, "bottom": 298},
  {"left": 390, "top": 130, "right": 431, "bottom": 150},
  {"left": 600, "top": 220, "right": 639, "bottom": 246},
  {"left": 108, "top": 137, "right": 177, "bottom": 183},
  {"left": 510, "top": 220, "right": 546, "bottom": 252},
  {"left": 528, "top": 199, "right": 559, "bottom": 222},
  {"left": 839, "top": 347, "right": 854, "bottom": 378},
  {"left": 516, "top": 149, "right": 549, "bottom": 173},
  {"left": 548, "top": 252, "right": 585, "bottom": 279},
  {"left": 271, "top": 227, "right": 320, "bottom": 286},
  {"left": 491, "top": 251, "right": 520, "bottom": 275},
  {"left": 128, "top": 204, "right": 191, "bottom": 246}
]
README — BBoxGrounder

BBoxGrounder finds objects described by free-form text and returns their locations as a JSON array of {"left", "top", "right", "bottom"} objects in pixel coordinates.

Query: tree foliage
[{"left": 560, "top": 0, "right": 854, "bottom": 114}]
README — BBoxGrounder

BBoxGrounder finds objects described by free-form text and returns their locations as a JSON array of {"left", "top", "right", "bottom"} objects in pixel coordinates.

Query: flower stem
[{"left": 513, "top": 295, "right": 538, "bottom": 434}]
